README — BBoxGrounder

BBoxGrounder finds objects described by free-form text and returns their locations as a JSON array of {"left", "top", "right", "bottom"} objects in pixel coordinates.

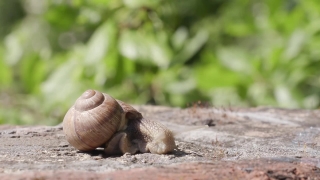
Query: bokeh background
[{"left": 1, "top": 0, "right": 320, "bottom": 125}]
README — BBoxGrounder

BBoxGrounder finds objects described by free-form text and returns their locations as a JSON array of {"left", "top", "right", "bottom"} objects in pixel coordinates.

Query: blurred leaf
[
  {"left": 119, "top": 30, "right": 171, "bottom": 68},
  {"left": 267, "top": 47, "right": 283, "bottom": 71},
  {"left": 209, "top": 87, "right": 244, "bottom": 106},
  {"left": 171, "top": 27, "right": 188, "bottom": 50},
  {"left": 41, "top": 57, "right": 84, "bottom": 108},
  {"left": 0, "top": 58, "right": 12, "bottom": 87},
  {"left": 45, "top": 4, "right": 79, "bottom": 30},
  {"left": 274, "top": 85, "right": 298, "bottom": 108},
  {"left": 88, "top": 0, "right": 114, "bottom": 6},
  {"left": 195, "top": 62, "right": 243, "bottom": 91},
  {"left": 4, "top": 33, "right": 23, "bottom": 65},
  {"left": 166, "top": 78, "right": 196, "bottom": 95},
  {"left": 20, "top": 54, "right": 46, "bottom": 93},
  {"left": 170, "top": 30, "right": 208, "bottom": 67},
  {"left": 85, "top": 21, "right": 115, "bottom": 65},
  {"left": 0, "top": 0, "right": 24, "bottom": 38},
  {"left": 123, "top": 0, "right": 161, "bottom": 8},
  {"left": 283, "top": 29, "right": 306, "bottom": 61},
  {"left": 217, "top": 47, "right": 252, "bottom": 74}
]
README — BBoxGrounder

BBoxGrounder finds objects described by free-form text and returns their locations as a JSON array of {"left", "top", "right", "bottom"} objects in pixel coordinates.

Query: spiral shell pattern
[{"left": 63, "top": 89, "right": 124, "bottom": 151}]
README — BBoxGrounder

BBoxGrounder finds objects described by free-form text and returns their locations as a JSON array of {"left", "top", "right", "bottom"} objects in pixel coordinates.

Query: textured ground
[{"left": 0, "top": 105, "right": 320, "bottom": 179}]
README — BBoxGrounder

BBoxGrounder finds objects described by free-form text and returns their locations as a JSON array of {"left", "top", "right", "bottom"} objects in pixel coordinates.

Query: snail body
[{"left": 62, "top": 89, "right": 176, "bottom": 155}]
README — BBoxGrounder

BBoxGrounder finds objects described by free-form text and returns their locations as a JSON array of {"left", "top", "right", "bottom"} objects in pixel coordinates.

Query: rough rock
[{"left": 0, "top": 105, "right": 320, "bottom": 179}]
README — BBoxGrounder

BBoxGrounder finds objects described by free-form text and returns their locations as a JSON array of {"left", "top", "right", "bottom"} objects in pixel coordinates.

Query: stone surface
[{"left": 0, "top": 105, "right": 320, "bottom": 179}]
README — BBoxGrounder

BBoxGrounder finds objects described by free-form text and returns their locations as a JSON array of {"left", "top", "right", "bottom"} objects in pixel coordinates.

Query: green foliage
[{"left": 1, "top": 0, "right": 320, "bottom": 125}]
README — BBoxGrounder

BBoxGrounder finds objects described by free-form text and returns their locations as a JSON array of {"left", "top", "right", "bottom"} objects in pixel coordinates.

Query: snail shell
[
  {"left": 62, "top": 89, "right": 126, "bottom": 151},
  {"left": 63, "top": 89, "right": 176, "bottom": 154}
]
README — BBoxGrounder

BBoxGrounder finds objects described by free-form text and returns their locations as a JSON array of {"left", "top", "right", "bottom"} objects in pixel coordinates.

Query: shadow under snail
[{"left": 62, "top": 89, "right": 176, "bottom": 155}]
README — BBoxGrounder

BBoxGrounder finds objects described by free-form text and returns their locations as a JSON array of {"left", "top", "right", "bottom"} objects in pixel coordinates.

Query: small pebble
[
  {"left": 93, "top": 156, "right": 102, "bottom": 160},
  {"left": 129, "top": 157, "right": 137, "bottom": 162},
  {"left": 58, "top": 143, "right": 69, "bottom": 147}
]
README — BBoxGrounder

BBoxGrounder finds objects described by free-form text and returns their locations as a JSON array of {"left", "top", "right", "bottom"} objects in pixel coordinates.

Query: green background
[{"left": 1, "top": 0, "right": 320, "bottom": 125}]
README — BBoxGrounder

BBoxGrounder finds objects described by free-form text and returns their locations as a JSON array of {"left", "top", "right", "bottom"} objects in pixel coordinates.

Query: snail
[{"left": 62, "top": 89, "right": 176, "bottom": 155}]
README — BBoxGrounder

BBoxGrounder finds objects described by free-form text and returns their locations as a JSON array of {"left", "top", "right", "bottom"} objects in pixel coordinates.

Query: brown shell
[{"left": 62, "top": 89, "right": 125, "bottom": 151}]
